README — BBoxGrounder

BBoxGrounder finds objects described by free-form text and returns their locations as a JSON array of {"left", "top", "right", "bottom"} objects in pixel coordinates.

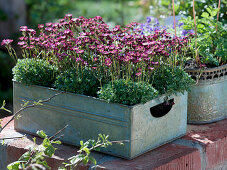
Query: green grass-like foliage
[
  {"left": 98, "top": 79, "right": 158, "bottom": 106},
  {"left": 12, "top": 58, "right": 58, "bottom": 87},
  {"left": 54, "top": 68, "right": 100, "bottom": 97},
  {"left": 152, "top": 66, "right": 195, "bottom": 95}
]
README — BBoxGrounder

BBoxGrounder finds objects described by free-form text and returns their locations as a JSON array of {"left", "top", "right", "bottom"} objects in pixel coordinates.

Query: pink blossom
[
  {"left": 148, "top": 67, "right": 154, "bottom": 71},
  {"left": 65, "top": 14, "right": 72, "bottom": 19},
  {"left": 1, "top": 39, "right": 13, "bottom": 46},
  {"left": 136, "top": 72, "right": 142, "bottom": 77},
  {"left": 105, "top": 58, "right": 112, "bottom": 67},
  {"left": 18, "top": 41, "right": 26, "bottom": 46},
  {"left": 46, "top": 23, "right": 52, "bottom": 27},
  {"left": 38, "top": 24, "right": 44, "bottom": 29}
]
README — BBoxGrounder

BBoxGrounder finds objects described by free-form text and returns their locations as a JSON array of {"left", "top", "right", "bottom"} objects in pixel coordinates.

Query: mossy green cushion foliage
[
  {"left": 151, "top": 66, "right": 195, "bottom": 95},
  {"left": 98, "top": 79, "right": 158, "bottom": 106},
  {"left": 54, "top": 68, "right": 100, "bottom": 97},
  {"left": 13, "top": 58, "right": 58, "bottom": 87}
]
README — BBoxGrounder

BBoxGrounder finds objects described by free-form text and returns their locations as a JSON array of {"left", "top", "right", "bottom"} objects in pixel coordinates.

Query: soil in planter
[{"left": 150, "top": 99, "right": 174, "bottom": 118}]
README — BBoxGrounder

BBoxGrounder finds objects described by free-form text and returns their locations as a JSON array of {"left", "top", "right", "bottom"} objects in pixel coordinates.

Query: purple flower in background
[
  {"left": 155, "top": 18, "right": 159, "bottom": 26},
  {"left": 178, "top": 22, "right": 184, "bottom": 28},
  {"left": 182, "top": 29, "right": 194, "bottom": 36},
  {"left": 146, "top": 16, "right": 153, "bottom": 23}
]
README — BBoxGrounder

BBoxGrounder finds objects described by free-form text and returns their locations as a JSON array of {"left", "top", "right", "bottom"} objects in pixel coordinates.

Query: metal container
[
  {"left": 186, "top": 64, "right": 227, "bottom": 124},
  {"left": 13, "top": 81, "right": 187, "bottom": 159}
]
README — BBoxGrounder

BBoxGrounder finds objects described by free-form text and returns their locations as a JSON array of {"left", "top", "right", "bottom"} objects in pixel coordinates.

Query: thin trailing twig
[
  {"left": 52, "top": 134, "right": 65, "bottom": 142},
  {"left": 49, "top": 124, "right": 68, "bottom": 140},
  {"left": 0, "top": 135, "right": 26, "bottom": 140},
  {"left": 172, "top": 0, "right": 177, "bottom": 37},
  {"left": 192, "top": 0, "right": 199, "bottom": 64},
  {"left": 216, "top": 0, "right": 221, "bottom": 31},
  {"left": 0, "top": 91, "right": 65, "bottom": 133},
  {"left": 25, "top": 164, "right": 46, "bottom": 170}
]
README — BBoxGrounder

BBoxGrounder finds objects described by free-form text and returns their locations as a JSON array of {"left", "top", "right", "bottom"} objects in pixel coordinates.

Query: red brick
[
  {"left": 97, "top": 144, "right": 201, "bottom": 170},
  {"left": 0, "top": 116, "right": 14, "bottom": 138},
  {"left": 185, "top": 119, "right": 227, "bottom": 169},
  {"left": 3, "top": 115, "right": 227, "bottom": 170}
]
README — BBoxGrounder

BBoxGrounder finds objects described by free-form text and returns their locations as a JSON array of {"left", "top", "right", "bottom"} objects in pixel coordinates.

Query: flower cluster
[
  {"left": 1, "top": 14, "right": 196, "bottom": 105},
  {"left": 139, "top": 16, "right": 166, "bottom": 35},
  {"left": 2, "top": 14, "right": 192, "bottom": 83},
  {"left": 139, "top": 16, "right": 194, "bottom": 37}
]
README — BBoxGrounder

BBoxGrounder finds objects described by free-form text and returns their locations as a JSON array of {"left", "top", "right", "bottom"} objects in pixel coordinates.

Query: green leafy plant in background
[
  {"left": 151, "top": 66, "right": 195, "bottom": 95},
  {"left": 70, "top": 0, "right": 149, "bottom": 27},
  {"left": 98, "top": 79, "right": 158, "bottom": 106},
  {"left": 13, "top": 58, "right": 58, "bottom": 87},
  {"left": 176, "top": 0, "right": 227, "bottom": 25},
  {"left": 181, "top": 6, "right": 227, "bottom": 67},
  {"left": 25, "top": 0, "right": 75, "bottom": 27},
  {"left": 147, "top": 0, "right": 226, "bottom": 25}
]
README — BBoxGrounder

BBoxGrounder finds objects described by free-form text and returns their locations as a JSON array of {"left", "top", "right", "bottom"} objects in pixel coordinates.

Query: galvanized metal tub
[
  {"left": 186, "top": 64, "right": 227, "bottom": 124},
  {"left": 13, "top": 81, "right": 187, "bottom": 159}
]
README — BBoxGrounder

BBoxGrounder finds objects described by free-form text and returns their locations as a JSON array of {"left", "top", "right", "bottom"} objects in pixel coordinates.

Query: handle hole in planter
[{"left": 150, "top": 99, "right": 174, "bottom": 118}]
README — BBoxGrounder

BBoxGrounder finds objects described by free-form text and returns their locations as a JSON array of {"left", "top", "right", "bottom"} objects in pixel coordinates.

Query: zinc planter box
[
  {"left": 13, "top": 81, "right": 187, "bottom": 159},
  {"left": 186, "top": 64, "right": 227, "bottom": 124}
]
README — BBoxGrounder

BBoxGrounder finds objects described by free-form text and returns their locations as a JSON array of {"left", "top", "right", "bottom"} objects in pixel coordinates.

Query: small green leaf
[
  {"left": 18, "top": 151, "right": 31, "bottom": 161},
  {"left": 52, "top": 140, "right": 61, "bottom": 145},
  {"left": 197, "top": 24, "right": 204, "bottom": 29},
  {"left": 83, "top": 147, "right": 90, "bottom": 155},
  {"left": 43, "top": 138, "right": 51, "bottom": 147},
  {"left": 33, "top": 137, "right": 36, "bottom": 143},
  {"left": 82, "top": 156, "right": 89, "bottom": 165},
  {"left": 89, "top": 156, "right": 97, "bottom": 165},
  {"left": 37, "top": 130, "right": 47, "bottom": 138},
  {"left": 7, "top": 161, "right": 25, "bottom": 170},
  {"left": 44, "top": 145, "right": 56, "bottom": 157},
  {"left": 69, "top": 155, "right": 84, "bottom": 165},
  {"left": 201, "top": 12, "right": 209, "bottom": 18}
]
